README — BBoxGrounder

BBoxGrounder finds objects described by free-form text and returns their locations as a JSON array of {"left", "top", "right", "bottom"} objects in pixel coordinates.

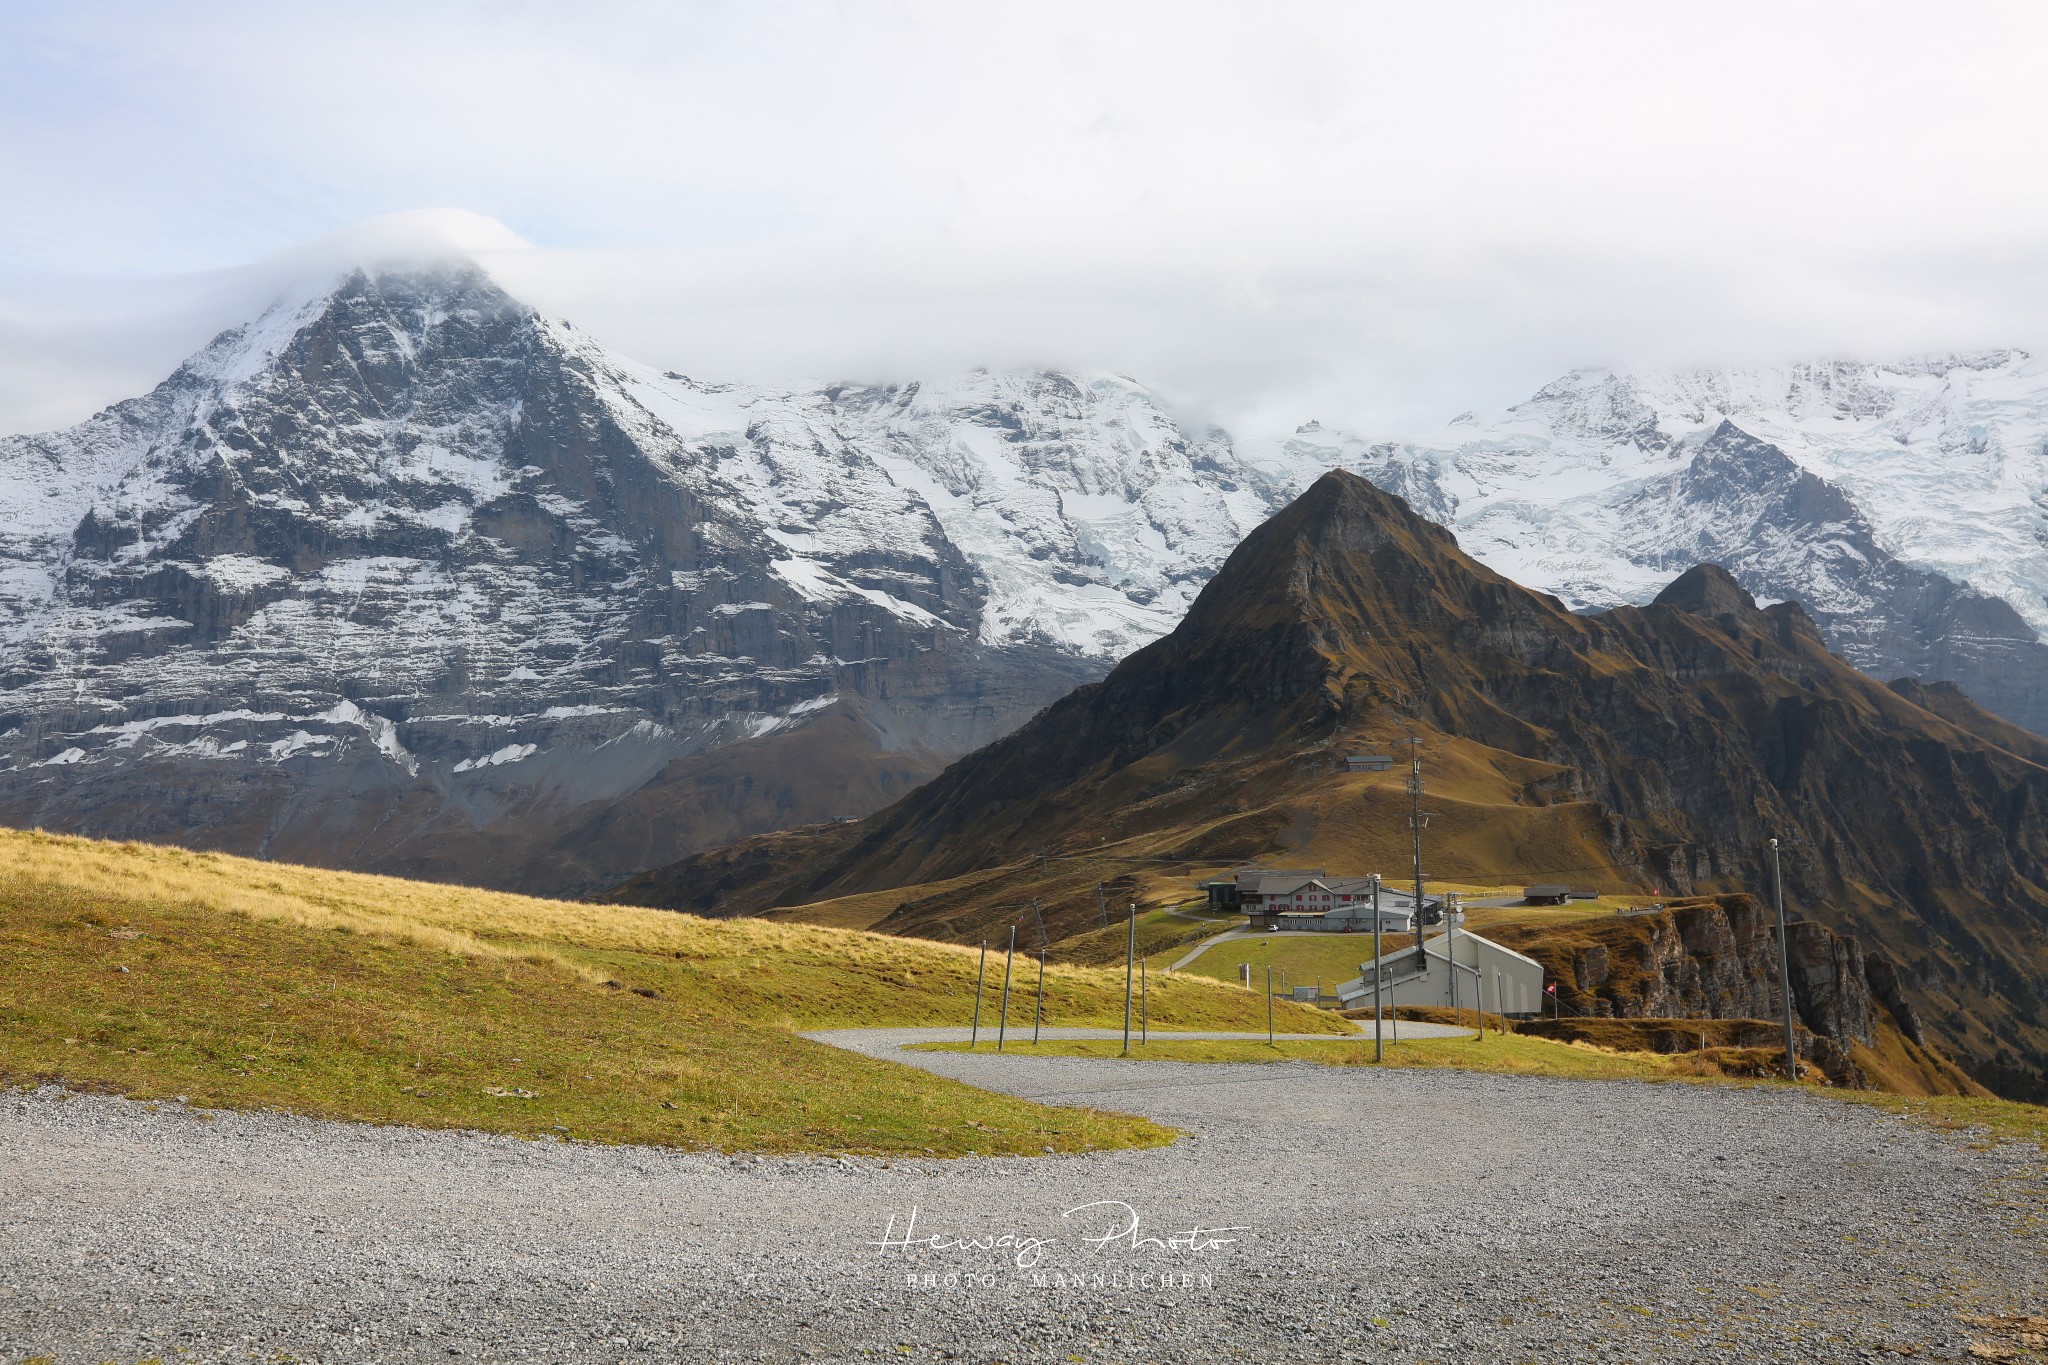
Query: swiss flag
[{"left": 1544, "top": 983, "right": 1557, "bottom": 995}]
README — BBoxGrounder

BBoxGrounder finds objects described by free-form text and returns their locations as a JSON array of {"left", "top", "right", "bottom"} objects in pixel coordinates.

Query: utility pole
[
  {"left": 1371, "top": 873, "right": 1383, "bottom": 1062},
  {"left": 1769, "top": 838, "right": 1799, "bottom": 1083},
  {"left": 1029, "top": 897, "right": 1046, "bottom": 951},
  {"left": 1098, "top": 882, "right": 1108, "bottom": 928},
  {"left": 972, "top": 939, "right": 987, "bottom": 1046},
  {"left": 1122, "top": 904, "right": 1136, "bottom": 1056},
  {"left": 997, "top": 925, "right": 1016, "bottom": 1052},
  {"left": 1408, "top": 737, "right": 1431, "bottom": 973}
]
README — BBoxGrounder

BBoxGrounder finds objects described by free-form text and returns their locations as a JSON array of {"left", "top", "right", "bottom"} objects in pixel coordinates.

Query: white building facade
[{"left": 1335, "top": 925, "right": 1547, "bottom": 1017}]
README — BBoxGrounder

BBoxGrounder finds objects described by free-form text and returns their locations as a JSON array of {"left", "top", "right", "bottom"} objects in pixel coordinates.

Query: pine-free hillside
[
  {"left": 609, "top": 471, "right": 2048, "bottom": 1101},
  {"left": 0, "top": 829, "right": 1344, "bottom": 1155}
]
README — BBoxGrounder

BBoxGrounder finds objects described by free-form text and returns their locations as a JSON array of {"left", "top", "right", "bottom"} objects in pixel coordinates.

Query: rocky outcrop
[
  {"left": 1863, "top": 951, "right": 1926, "bottom": 1046},
  {"left": 1490, "top": 895, "right": 1888, "bottom": 1050}
]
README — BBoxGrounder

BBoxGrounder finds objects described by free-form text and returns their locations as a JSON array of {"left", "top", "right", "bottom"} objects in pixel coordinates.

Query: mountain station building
[{"left": 1201, "top": 867, "right": 1433, "bottom": 933}]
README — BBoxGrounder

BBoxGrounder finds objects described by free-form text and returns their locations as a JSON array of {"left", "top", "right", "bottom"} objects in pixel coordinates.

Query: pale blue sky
[{"left": 5, "top": 1, "right": 2047, "bottom": 438}]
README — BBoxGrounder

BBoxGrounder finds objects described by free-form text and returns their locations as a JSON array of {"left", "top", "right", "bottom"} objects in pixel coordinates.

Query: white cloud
[{"left": 4, "top": 1, "right": 2048, "bottom": 438}]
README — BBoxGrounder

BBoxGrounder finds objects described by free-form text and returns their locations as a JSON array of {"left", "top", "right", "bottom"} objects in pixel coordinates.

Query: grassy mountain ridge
[{"left": 608, "top": 471, "right": 2048, "bottom": 1100}]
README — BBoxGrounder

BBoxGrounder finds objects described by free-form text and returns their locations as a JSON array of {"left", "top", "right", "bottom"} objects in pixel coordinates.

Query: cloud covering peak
[{"left": 4, "top": 2, "right": 2048, "bottom": 438}]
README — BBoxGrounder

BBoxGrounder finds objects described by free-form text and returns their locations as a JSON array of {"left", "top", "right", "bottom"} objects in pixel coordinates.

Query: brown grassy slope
[
  {"left": 0, "top": 829, "right": 1347, "bottom": 1155},
  {"left": 4, "top": 875, "right": 1168, "bottom": 1155},
  {"left": 630, "top": 727, "right": 1632, "bottom": 952},
  {"left": 604, "top": 470, "right": 2048, "bottom": 1101}
]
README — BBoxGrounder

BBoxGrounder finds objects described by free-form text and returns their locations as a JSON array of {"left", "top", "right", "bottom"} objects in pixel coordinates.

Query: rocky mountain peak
[
  {"left": 0, "top": 267, "right": 1298, "bottom": 893},
  {"left": 1653, "top": 563, "right": 1758, "bottom": 619}
]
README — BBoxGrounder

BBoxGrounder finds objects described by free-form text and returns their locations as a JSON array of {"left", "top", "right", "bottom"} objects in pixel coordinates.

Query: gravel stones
[{"left": 1, "top": 1030, "right": 2041, "bottom": 1363}]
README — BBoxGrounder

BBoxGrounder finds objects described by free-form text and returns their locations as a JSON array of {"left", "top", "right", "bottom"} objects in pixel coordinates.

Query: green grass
[
  {"left": 1050, "top": 905, "right": 1240, "bottom": 967},
  {"left": 1827, "top": 1090, "right": 2048, "bottom": 1151},
  {"left": 916, "top": 1031, "right": 1691, "bottom": 1082},
  {"left": 0, "top": 829, "right": 1343, "bottom": 1156},
  {"left": 1159, "top": 931, "right": 1393, "bottom": 989}
]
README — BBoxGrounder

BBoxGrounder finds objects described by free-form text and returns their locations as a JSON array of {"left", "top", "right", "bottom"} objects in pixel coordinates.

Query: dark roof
[{"left": 1525, "top": 884, "right": 1573, "bottom": 897}]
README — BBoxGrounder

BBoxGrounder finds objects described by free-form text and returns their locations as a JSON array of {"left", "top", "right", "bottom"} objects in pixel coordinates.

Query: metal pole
[
  {"left": 997, "top": 926, "right": 1015, "bottom": 1052},
  {"left": 1122, "top": 904, "right": 1135, "bottom": 1056},
  {"left": 972, "top": 939, "right": 987, "bottom": 1046},
  {"left": 1769, "top": 838, "right": 1799, "bottom": 1083},
  {"left": 1034, "top": 949, "right": 1045, "bottom": 1043},
  {"left": 1371, "top": 874, "right": 1383, "bottom": 1062},
  {"left": 1409, "top": 738, "right": 1429, "bottom": 972},
  {"left": 1266, "top": 964, "right": 1274, "bottom": 1044},
  {"left": 1447, "top": 892, "right": 1460, "bottom": 1019},
  {"left": 1098, "top": 882, "right": 1108, "bottom": 928}
]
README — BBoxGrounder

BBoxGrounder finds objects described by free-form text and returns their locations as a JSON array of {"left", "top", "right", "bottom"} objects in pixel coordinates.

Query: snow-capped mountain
[
  {"left": 8, "top": 257, "right": 2048, "bottom": 893},
  {"left": 0, "top": 263, "right": 1291, "bottom": 891},
  {"left": 1256, "top": 354, "right": 2048, "bottom": 737}
]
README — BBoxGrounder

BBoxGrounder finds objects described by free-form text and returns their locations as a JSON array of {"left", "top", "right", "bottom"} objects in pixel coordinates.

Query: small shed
[{"left": 1523, "top": 884, "right": 1573, "bottom": 906}]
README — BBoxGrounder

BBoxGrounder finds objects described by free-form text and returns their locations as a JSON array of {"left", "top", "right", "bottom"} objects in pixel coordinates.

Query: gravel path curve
[{"left": 2, "top": 1028, "right": 2041, "bottom": 1365}]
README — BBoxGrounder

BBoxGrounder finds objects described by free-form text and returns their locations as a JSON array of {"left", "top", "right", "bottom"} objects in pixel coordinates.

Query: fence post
[
  {"left": 997, "top": 925, "right": 1016, "bottom": 1052},
  {"left": 972, "top": 939, "right": 987, "bottom": 1046}
]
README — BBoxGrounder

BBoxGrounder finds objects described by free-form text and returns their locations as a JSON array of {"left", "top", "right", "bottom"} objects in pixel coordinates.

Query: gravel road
[{"left": 2, "top": 1027, "right": 2041, "bottom": 1365}]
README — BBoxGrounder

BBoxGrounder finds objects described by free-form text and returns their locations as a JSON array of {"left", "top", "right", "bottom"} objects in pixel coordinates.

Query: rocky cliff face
[
  {"left": 0, "top": 265, "right": 1140, "bottom": 892},
  {"left": 11, "top": 282, "right": 2048, "bottom": 892},
  {"left": 1494, "top": 894, "right": 1968, "bottom": 1089},
  {"left": 1491, "top": 895, "right": 1882, "bottom": 1041}
]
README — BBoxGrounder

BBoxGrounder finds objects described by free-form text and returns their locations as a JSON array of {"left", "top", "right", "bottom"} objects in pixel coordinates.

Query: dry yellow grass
[
  {"left": 0, "top": 828, "right": 1338, "bottom": 1028},
  {"left": 0, "top": 828, "right": 1351, "bottom": 1155}
]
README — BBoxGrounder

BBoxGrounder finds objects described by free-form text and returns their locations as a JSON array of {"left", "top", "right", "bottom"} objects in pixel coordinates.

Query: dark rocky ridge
[
  {"left": 1337, "top": 382, "right": 2048, "bottom": 739},
  {"left": 612, "top": 470, "right": 2048, "bottom": 1099},
  {"left": 1614, "top": 421, "right": 2048, "bottom": 736}
]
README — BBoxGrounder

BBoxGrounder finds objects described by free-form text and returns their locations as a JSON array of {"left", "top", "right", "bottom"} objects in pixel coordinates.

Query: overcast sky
[{"left": 4, "top": 0, "right": 2047, "bottom": 438}]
